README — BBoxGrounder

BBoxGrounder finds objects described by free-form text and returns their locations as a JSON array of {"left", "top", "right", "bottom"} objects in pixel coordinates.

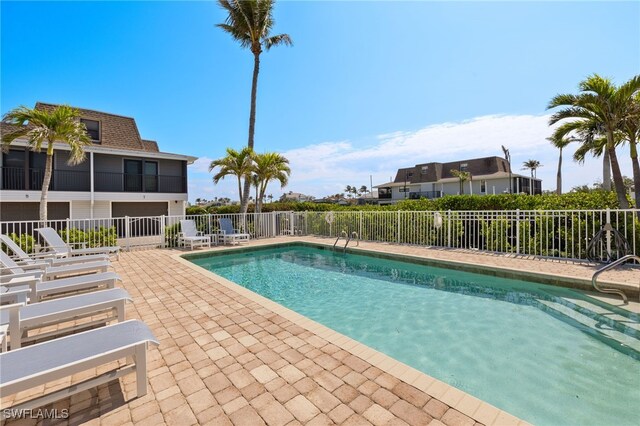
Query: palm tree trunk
[
  {"left": 530, "top": 169, "right": 533, "bottom": 195},
  {"left": 556, "top": 148, "right": 562, "bottom": 195},
  {"left": 240, "top": 52, "right": 261, "bottom": 214},
  {"left": 602, "top": 149, "right": 612, "bottom": 191},
  {"left": 39, "top": 151, "right": 54, "bottom": 222},
  {"left": 237, "top": 177, "right": 244, "bottom": 207},
  {"left": 255, "top": 184, "right": 260, "bottom": 213},
  {"left": 607, "top": 131, "right": 629, "bottom": 208},
  {"left": 629, "top": 136, "right": 640, "bottom": 215}
]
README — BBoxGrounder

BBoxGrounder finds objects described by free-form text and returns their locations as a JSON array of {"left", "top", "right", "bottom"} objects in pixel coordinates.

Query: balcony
[
  {"left": 408, "top": 191, "right": 442, "bottom": 199},
  {"left": 1, "top": 167, "right": 186, "bottom": 193},
  {"left": 1, "top": 167, "right": 90, "bottom": 191}
]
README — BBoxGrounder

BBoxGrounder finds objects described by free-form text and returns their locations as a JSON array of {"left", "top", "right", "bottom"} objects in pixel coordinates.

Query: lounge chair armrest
[
  {"left": 68, "top": 241, "right": 88, "bottom": 249},
  {"left": 15, "top": 262, "right": 48, "bottom": 271},
  {"left": 0, "top": 271, "right": 43, "bottom": 283}
]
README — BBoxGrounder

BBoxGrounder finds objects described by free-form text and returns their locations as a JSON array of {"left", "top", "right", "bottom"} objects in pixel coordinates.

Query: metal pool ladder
[
  {"left": 591, "top": 254, "right": 640, "bottom": 304},
  {"left": 333, "top": 231, "right": 348, "bottom": 251}
]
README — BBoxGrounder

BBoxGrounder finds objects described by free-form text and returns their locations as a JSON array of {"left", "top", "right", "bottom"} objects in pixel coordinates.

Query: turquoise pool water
[{"left": 189, "top": 245, "right": 640, "bottom": 426}]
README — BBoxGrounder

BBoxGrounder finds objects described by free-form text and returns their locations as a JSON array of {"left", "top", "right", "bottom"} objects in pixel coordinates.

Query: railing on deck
[{"left": 0, "top": 209, "right": 638, "bottom": 261}]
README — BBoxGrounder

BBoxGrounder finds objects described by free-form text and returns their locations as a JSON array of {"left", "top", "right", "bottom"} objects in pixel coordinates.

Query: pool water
[{"left": 189, "top": 245, "right": 640, "bottom": 426}]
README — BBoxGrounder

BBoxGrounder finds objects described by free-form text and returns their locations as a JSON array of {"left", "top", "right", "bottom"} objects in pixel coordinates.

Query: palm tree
[
  {"left": 344, "top": 185, "right": 353, "bottom": 199},
  {"left": 621, "top": 93, "right": 640, "bottom": 208},
  {"left": 268, "top": 194, "right": 273, "bottom": 203},
  {"left": 217, "top": 0, "right": 292, "bottom": 214},
  {"left": 359, "top": 185, "right": 368, "bottom": 197},
  {"left": 2, "top": 105, "right": 91, "bottom": 221},
  {"left": 548, "top": 74, "right": 640, "bottom": 208},
  {"left": 208, "top": 147, "right": 254, "bottom": 204},
  {"left": 522, "top": 160, "right": 542, "bottom": 195},
  {"left": 252, "top": 152, "right": 290, "bottom": 212},
  {"left": 450, "top": 169, "right": 471, "bottom": 195}
]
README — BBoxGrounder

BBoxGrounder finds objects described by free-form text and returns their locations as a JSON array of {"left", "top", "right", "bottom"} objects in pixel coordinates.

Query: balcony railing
[
  {"left": 94, "top": 172, "right": 186, "bottom": 193},
  {"left": 409, "top": 190, "right": 442, "bottom": 199},
  {"left": 0, "top": 167, "right": 186, "bottom": 193},
  {"left": 1, "top": 167, "right": 90, "bottom": 191}
]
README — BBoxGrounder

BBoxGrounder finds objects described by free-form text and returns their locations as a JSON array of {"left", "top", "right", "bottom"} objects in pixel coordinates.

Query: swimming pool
[{"left": 187, "top": 244, "right": 640, "bottom": 426}]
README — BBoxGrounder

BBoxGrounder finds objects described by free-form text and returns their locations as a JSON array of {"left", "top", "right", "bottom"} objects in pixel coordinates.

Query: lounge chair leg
[
  {"left": 116, "top": 300, "right": 126, "bottom": 322},
  {"left": 134, "top": 343, "right": 148, "bottom": 397}
]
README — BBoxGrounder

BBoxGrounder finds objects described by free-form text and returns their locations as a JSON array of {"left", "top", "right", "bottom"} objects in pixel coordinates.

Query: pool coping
[{"left": 174, "top": 243, "right": 533, "bottom": 426}]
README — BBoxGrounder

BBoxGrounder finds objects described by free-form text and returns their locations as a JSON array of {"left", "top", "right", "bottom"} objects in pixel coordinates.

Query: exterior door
[
  {"left": 144, "top": 161, "right": 158, "bottom": 192},
  {"left": 124, "top": 159, "right": 143, "bottom": 192}
]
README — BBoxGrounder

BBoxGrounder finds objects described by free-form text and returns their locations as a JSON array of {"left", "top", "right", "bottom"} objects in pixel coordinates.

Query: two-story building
[
  {"left": 375, "top": 156, "right": 542, "bottom": 203},
  {"left": 0, "top": 102, "right": 196, "bottom": 221}
]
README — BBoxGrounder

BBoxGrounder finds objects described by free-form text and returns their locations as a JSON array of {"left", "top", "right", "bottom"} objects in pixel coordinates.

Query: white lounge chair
[
  {"left": 1, "top": 272, "right": 120, "bottom": 303},
  {"left": 0, "top": 250, "right": 109, "bottom": 281},
  {"left": 36, "top": 227, "right": 120, "bottom": 260},
  {"left": 1, "top": 234, "right": 109, "bottom": 266},
  {"left": 0, "top": 320, "right": 158, "bottom": 414},
  {"left": 1, "top": 288, "right": 131, "bottom": 349},
  {"left": 218, "top": 218, "right": 251, "bottom": 245},
  {"left": 178, "top": 220, "right": 211, "bottom": 250}
]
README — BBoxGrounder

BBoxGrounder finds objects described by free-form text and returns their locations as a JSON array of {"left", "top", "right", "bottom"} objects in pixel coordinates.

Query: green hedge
[{"left": 194, "top": 191, "right": 625, "bottom": 214}]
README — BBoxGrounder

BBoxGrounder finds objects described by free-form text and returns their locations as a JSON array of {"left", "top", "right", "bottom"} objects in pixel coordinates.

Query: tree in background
[
  {"left": 450, "top": 169, "right": 471, "bottom": 195},
  {"left": 217, "top": 0, "right": 292, "bottom": 214},
  {"left": 548, "top": 135, "right": 573, "bottom": 195},
  {"left": 522, "top": 159, "right": 542, "bottom": 195},
  {"left": 209, "top": 147, "right": 254, "bottom": 205},
  {"left": 549, "top": 74, "right": 640, "bottom": 208},
  {"left": 2, "top": 105, "right": 91, "bottom": 221},
  {"left": 252, "top": 152, "right": 290, "bottom": 212}
]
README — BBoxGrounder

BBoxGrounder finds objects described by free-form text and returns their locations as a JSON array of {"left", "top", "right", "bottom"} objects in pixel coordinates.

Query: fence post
[
  {"left": 65, "top": 218, "right": 70, "bottom": 244},
  {"left": 160, "top": 215, "right": 166, "bottom": 248},
  {"left": 515, "top": 209, "right": 520, "bottom": 254},
  {"left": 396, "top": 211, "right": 401, "bottom": 244},
  {"left": 359, "top": 211, "right": 363, "bottom": 239},
  {"left": 208, "top": 214, "right": 212, "bottom": 236},
  {"left": 271, "top": 211, "right": 278, "bottom": 237},
  {"left": 606, "top": 207, "right": 611, "bottom": 257},
  {"left": 290, "top": 211, "right": 295, "bottom": 235},
  {"left": 125, "top": 216, "right": 131, "bottom": 252},
  {"left": 447, "top": 210, "right": 452, "bottom": 248}
]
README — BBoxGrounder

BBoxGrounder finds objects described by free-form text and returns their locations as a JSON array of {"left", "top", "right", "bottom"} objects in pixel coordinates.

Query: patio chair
[
  {"left": 0, "top": 250, "right": 109, "bottom": 281},
  {"left": 1, "top": 234, "right": 109, "bottom": 266},
  {"left": 1, "top": 288, "right": 131, "bottom": 349},
  {"left": 1, "top": 271, "right": 120, "bottom": 303},
  {"left": 178, "top": 220, "right": 211, "bottom": 250},
  {"left": 218, "top": 218, "right": 251, "bottom": 245},
  {"left": 35, "top": 227, "right": 120, "bottom": 260},
  {"left": 0, "top": 320, "right": 159, "bottom": 414}
]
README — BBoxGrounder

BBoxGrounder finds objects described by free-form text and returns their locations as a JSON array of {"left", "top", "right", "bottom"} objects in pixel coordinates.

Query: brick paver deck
[{"left": 4, "top": 237, "right": 636, "bottom": 425}]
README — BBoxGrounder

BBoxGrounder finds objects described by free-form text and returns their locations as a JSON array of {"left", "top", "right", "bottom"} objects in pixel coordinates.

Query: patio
[{"left": 3, "top": 236, "right": 638, "bottom": 425}]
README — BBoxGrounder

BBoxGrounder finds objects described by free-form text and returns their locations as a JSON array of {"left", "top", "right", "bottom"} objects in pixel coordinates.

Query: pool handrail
[{"left": 591, "top": 254, "right": 640, "bottom": 304}]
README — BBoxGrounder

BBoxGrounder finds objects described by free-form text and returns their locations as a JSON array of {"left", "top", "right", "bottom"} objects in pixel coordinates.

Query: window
[
  {"left": 480, "top": 180, "right": 486, "bottom": 193},
  {"left": 81, "top": 119, "right": 100, "bottom": 142},
  {"left": 399, "top": 186, "right": 409, "bottom": 193},
  {"left": 460, "top": 163, "right": 468, "bottom": 172},
  {"left": 406, "top": 172, "right": 413, "bottom": 179},
  {"left": 421, "top": 166, "right": 429, "bottom": 174}
]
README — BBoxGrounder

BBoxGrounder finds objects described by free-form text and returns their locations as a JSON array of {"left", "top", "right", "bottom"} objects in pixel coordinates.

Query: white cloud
[{"left": 186, "top": 114, "right": 634, "bottom": 202}]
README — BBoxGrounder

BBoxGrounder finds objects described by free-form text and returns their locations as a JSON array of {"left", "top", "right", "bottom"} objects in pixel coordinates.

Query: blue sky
[{"left": 2, "top": 1, "right": 639, "bottom": 201}]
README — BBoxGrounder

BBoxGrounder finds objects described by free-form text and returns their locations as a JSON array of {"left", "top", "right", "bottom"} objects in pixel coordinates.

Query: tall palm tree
[
  {"left": 208, "top": 147, "right": 254, "bottom": 204},
  {"left": 217, "top": 0, "right": 292, "bottom": 214},
  {"left": 2, "top": 105, "right": 91, "bottom": 221},
  {"left": 252, "top": 152, "right": 290, "bottom": 212},
  {"left": 522, "top": 160, "right": 542, "bottom": 195},
  {"left": 548, "top": 74, "right": 640, "bottom": 208}
]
